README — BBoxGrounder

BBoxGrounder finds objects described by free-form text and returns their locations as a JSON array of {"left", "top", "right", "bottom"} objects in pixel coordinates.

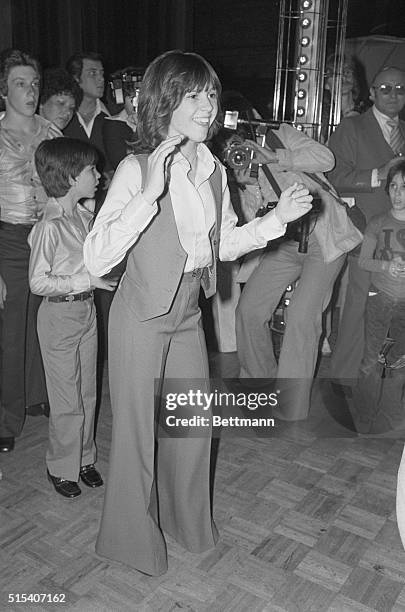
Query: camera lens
[
  {"left": 231, "top": 149, "right": 248, "bottom": 166},
  {"left": 223, "top": 142, "right": 253, "bottom": 170}
]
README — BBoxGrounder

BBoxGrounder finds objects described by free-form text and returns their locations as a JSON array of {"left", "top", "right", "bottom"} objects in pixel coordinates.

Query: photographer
[
  {"left": 234, "top": 120, "right": 362, "bottom": 420},
  {"left": 103, "top": 67, "right": 143, "bottom": 171}
]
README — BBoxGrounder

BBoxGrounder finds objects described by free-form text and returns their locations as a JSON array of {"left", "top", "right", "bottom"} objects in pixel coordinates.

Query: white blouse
[{"left": 83, "top": 143, "right": 286, "bottom": 277}]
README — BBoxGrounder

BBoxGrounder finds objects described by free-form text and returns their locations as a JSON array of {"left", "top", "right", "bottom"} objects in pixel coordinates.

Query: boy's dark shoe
[
  {"left": 47, "top": 470, "right": 81, "bottom": 498},
  {"left": 80, "top": 464, "right": 103, "bottom": 488},
  {"left": 0, "top": 437, "right": 14, "bottom": 452}
]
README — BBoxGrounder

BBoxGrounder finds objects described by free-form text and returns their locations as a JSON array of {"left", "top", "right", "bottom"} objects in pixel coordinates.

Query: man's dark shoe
[
  {"left": 80, "top": 464, "right": 103, "bottom": 488},
  {"left": 47, "top": 470, "right": 81, "bottom": 498},
  {"left": 0, "top": 437, "right": 14, "bottom": 452}
]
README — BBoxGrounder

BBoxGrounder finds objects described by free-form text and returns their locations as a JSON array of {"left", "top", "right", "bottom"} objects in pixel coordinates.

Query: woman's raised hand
[
  {"left": 244, "top": 139, "right": 278, "bottom": 164},
  {"left": 89, "top": 274, "right": 119, "bottom": 291},
  {"left": 274, "top": 182, "right": 313, "bottom": 225},
  {"left": 142, "top": 136, "right": 183, "bottom": 205}
]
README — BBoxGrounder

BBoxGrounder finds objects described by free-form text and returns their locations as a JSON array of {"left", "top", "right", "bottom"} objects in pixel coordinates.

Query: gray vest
[{"left": 118, "top": 153, "right": 222, "bottom": 321}]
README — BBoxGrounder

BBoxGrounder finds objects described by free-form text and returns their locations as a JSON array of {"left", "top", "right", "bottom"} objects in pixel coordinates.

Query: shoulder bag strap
[
  {"left": 265, "top": 128, "right": 348, "bottom": 205},
  {"left": 260, "top": 163, "right": 282, "bottom": 198},
  {"left": 266, "top": 128, "right": 365, "bottom": 232},
  {"left": 261, "top": 130, "right": 283, "bottom": 197}
]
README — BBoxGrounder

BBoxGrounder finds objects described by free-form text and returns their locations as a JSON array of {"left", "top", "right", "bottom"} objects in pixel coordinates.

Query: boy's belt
[
  {"left": 45, "top": 291, "right": 93, "bottom": 303},
  {"left": 0, "top": 221, "right": 35, "bottom": 231}
]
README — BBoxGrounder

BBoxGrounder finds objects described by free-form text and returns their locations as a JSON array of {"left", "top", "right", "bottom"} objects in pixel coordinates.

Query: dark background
[{"left": 1, "top": 0, "right": 404, "bottom": 116}]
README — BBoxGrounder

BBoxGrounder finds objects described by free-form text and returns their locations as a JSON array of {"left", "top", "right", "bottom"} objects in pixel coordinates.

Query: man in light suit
[
  {"left": 328, "top": 66, "right": 405, "bottom": 382},
  {"left": 235, "top": 124, "right": 361, "bottom": 421}
]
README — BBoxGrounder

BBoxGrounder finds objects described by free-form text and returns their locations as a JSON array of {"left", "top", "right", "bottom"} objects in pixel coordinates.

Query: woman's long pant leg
[
  {"left": 96, "top": 295, "right": 171, "bottom": 575},
  {"left": 158, "top": 277, "right": 218, "bottom": 552}
]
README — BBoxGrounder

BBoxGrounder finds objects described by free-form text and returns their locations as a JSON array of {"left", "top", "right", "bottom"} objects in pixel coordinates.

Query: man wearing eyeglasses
[{"left": 328, "top": 66, "right": 405, "bottom": 384}]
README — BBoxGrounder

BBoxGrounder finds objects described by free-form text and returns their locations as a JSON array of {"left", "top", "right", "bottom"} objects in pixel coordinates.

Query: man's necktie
[{"left": 387, "top": 119, "right": 405, "bottom": 155}]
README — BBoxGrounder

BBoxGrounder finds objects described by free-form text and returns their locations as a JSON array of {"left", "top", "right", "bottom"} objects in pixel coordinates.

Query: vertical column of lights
[
  {"left": 294, "top": 0, "right": 312, "bottom": 130},
  {"left": 294, "top": 0, "right": 327, "bottom": 137}
]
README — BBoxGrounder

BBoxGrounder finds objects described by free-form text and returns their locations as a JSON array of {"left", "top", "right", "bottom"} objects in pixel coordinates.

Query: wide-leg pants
[
  {"left": 37, "top": 298, "right": 97, "bottom": 480},
  {"left": 96, "top": 272, "right": 218, "bottom": 575},
  {"left": 0, "top": 223, "right": 48, "bottom": 438},
  {"left": 236, "top": 236, "right": 344, "bottom": 419},
  {"left": 330, "top": 254, "right": 370, "bottom": 382}
]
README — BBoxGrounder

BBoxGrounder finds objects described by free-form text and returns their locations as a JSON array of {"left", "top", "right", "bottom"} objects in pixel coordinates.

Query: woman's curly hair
[
  {"left": 40, "top": 67, "right": 83, "bottom": 109},
  {"left": 134, "top": 50, "right": 222, "bottom": 153}
]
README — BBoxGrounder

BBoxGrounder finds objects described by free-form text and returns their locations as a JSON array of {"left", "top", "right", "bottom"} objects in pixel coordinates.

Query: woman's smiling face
[{"left": 167, "top": 85, "right": 218, "bottom": 144}]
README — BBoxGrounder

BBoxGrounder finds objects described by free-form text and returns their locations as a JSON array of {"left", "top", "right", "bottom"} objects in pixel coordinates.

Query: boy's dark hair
[
  {"left": 385, "top": 159, "right": 405, "bottom": 195},
  {"left": 0, "top": 48, "right": 40, "bottom": 96},
  {"left": 66, "top": 51, "right": 103, "bottom": 82},
  {"left": 35, "top": 137, "right": 98, "bottom": 197},
  {"left": 40, "top": 68, "right": 83, "bottom": 108},
  {"left": 136, "top": 49, "right": 221, "bottom": 152}
]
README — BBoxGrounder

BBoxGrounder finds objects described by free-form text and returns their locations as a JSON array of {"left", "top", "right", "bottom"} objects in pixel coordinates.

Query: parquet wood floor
[{"left": 1, "top": 352, "right": 405, "bottom": 612}]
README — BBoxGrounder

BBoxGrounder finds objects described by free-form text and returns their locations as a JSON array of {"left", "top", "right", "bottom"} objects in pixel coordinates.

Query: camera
[
  {"left": 223, "top": 140, "right": 255, "bottom": 170},
  {"left": 221, "top": 110, "right": 281, "bottom": 171},
  {"left": 109, "top": 67, "right": 143, "bottom": 110}
]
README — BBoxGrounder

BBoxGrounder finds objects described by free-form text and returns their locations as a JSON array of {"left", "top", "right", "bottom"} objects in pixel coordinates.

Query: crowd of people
[{"left": 0, "top": 44, "right": 405, "bottom": 574}]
